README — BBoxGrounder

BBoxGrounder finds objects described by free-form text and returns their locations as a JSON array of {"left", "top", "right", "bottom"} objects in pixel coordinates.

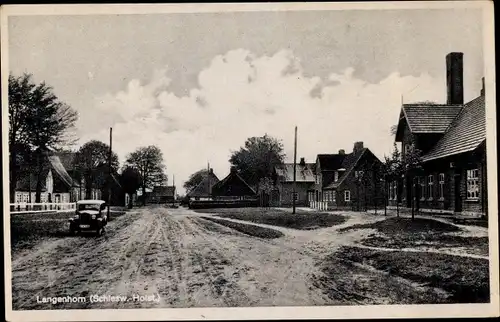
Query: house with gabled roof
[
  {"left": 150, "top": 185, "right": 176, "bottom": 203},
  {"left": 211, "top": 166, "right": 257, "bottom": 200},
  {"left": 273, "top": 157, "right": 315, "bottom": 206},
  {"left": 185, "top": 168, "right": 220, "bottom": 201},
  {"left": 14, "top": 150, "right": 102, "bottom": 204},
  {"left": 393, "top": 52, "right": 487, "bottom": 217},
  {"left": 311, "top": 142, "right": 384, "bottom": 210}
]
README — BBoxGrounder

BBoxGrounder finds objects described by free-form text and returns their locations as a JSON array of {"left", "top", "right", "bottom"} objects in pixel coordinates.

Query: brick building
[
  {"left": 273, "top": 158, "right": 315, "bottom": 206},
  {"left": 310, "top": 142, "right": 384, "bottom": 211},
  {"left": 393, "top": 52, "right": 487, "bottom": 217}
]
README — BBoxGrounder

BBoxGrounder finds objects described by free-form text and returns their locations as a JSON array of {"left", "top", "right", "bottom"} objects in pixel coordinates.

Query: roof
[
  {"left": 316, "top": 154, "right": 346, "bottom": 171},
  {"left": 48, "top": 155, "right": 75, "bottom": 188},
  {"left": 397, "top": 104, "right": 462, "bottom": 137},
  {"left": 275, "top": 163, "right": 315, "bottom": 182},
  {"left": 53, "top": 151, "right": 76, "bottom": 171},
  {"left": 16, "top": 154, "right": 76, "bottom": 191},
  {"left": 152, "top": 186, "right": 176, "bottom": 196},
  {"left": 186, "top": 172, "right": 220, "bottom": 197},
  {"left": 324, "top": 148, "right": 368, "bottom": 189},
  {"left": 77, "top": 199, "right": 106, "bottom": 205},
  {"left": 212, "top": 170, "right": 256, "bottom": 196},
  {"left": 422, "top": 95, "right": 485, "bottom": 162}
]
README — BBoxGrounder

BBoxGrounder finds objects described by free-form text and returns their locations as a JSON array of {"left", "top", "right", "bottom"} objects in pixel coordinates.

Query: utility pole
[
  {"left": 293, "top": 126, "right": 297, "bottom": 214},
  {"left": 107, "top": 127, "right": 112, "bottom": 219}
]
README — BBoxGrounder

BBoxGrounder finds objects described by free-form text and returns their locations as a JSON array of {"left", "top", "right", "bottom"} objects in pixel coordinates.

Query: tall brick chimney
[
  {"left": 299, "top": 157, "right": 306, "bottom": 166},
  {"left": 481, "top": 77, "right": 485, "bottom": 96},
  {"left": 353, "top": 142, "right": 364, "bottom": 154},
  {"left": 446, "top": 52, "right": 464, "bottom": 105}
]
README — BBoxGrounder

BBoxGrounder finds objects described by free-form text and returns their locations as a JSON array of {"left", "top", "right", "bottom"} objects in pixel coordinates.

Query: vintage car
[{"left": 69, "top": 200, "right": 108, "bottom": 236}]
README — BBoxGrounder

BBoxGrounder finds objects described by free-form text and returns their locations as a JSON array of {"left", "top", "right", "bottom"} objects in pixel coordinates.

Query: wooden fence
[{"left": 10, "top": 202, "right": 76, "bottom": 213}]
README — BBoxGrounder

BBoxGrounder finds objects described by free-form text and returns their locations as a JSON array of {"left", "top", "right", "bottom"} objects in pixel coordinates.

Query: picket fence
[{"left": 10, "top": 202, "right": 76, "bottom": 213}]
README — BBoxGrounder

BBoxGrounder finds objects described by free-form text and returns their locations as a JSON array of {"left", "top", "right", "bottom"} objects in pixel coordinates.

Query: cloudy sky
[{"left": 8, "top": 8, "right": 485, "bottom": 194}]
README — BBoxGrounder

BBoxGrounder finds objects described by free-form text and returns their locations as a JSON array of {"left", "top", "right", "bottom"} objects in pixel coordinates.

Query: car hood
[{"left": 78, "top": 210, "right": 100, "bottom": 216}]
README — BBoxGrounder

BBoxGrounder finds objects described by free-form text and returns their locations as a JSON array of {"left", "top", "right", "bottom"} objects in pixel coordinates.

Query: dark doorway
[{"left": 454, "top": 174, "right": 462, "bottom": 213}]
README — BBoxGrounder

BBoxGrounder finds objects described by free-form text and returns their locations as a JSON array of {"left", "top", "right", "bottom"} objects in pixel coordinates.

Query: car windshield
[{"left": 78, "top": 204, "right": 100, "bottom": 211}]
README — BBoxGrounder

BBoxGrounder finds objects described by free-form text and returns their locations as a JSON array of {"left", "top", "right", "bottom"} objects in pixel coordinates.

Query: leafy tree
[
  {"left": 125, "top": 145, "right": 167, "bottom": 206},
  {"left": 258, "top": 177, "right": 274, "bottom": 208},
  {"left": 8, "top": 73, "right": 78, "bottom": 202},
  {"left": 73, "top": 140, "right": 119, "bottom": 199},
  {"left": 229, "top": 134, "right": 285, "bottom": 189},
  {"left": 184, "top": 168, "right": 210, "bottom": 192},
  {"left": 120, "top": 166, "right": 142, "bottom": 208}
]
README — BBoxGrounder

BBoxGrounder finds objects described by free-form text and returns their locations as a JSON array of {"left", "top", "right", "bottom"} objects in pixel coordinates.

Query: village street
[{"left": 10, "top": 206, "right": 489, "bottom": 310}]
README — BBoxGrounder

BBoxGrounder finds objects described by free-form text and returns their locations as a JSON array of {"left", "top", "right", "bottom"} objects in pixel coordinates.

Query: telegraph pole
[
  {"left": 107, "top": 127, "right": 112, "bottom": 219},
  {"left": 293, "top": 126, "right": 297, "bottom": 214}
]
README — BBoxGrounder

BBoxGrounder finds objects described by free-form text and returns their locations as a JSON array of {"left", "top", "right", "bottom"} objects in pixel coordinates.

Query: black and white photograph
[{"left": 1, "top": 2, "right": 498, "bottom": 321}]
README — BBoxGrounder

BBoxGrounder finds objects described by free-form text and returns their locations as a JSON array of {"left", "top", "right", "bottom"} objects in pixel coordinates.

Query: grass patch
[
  {"left": 339, "top": 217, "right": 488, "bottom": 256},
  {"left": 339, "top": 217, "right": 460, "bottom": 234},
  {"left": 11, "top": 211, "right": 74, "bottom": 252},
  {"left": 196, "top": 208, "right": 347, "bottom": 230},
  {"left": 10, "top": 210, "right": 126, "bottom": 253},
  {"left": 200, "top": 216, "right": 284, "bottom": 239},
  {"left": 334, "top": 246, "right": 490, "bottom": 303}
]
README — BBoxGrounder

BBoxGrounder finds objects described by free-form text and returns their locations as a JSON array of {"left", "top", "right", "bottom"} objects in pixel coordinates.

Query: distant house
[
  {"left": 311, "top": 142, "right": 384, "bottom": 210},
  {"left": 211, "top": 167, "right": 257, "bottom": 200},
  {"left": 14, "top": 150, "right": 101, "bottom": 204},
  {"left": 186, "top": 168, "right": 220, "bottom": 201},
  {"left": 273, "top": 158, "right": 315, "bottom": 206},
  {"left": 393, "top": 52, "right": 487, "bottom": 217},
  {"left": 150, "top": 186, "right": 176, "bottom": 203}
]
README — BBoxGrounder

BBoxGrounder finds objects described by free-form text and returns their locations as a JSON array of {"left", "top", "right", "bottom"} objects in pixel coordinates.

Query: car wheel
[{"left": 96, "top": 227, "right": 104, "bottom": 237}]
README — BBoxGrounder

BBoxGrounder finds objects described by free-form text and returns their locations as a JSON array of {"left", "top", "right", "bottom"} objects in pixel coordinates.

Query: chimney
[
  {"left": 299, "top": 157, "right": 306, "bottom": 166},
  {"left": 209, "top": 168, "right": 213, "bottom": 174},
  {"left": 353, "top": 141, "right": 364, "bottom": 154},
  {"left": 446, "top": 52, "right": 464, "bottom": 105},
  {"left": 338, "top": 149, "right": 345, "bottom": 155},
  {"left": 481, "top": 77, "right": 485, "bottom": 96}
]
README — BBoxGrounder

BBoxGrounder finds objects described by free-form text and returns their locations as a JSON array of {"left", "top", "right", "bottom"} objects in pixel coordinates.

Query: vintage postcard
[{"left": 1, "top": 1, "right": 498, "bottom": 321}]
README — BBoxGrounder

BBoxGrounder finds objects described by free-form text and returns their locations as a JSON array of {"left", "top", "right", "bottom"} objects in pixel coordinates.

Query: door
[{"left": 454, "top": 174, "right": 462, "bottom": 212}]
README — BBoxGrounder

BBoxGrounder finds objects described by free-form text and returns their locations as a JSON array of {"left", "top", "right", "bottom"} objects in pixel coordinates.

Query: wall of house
[
  {"left": 278, "top": 182, "right": 314, "bottom": 206},
  {"left": 401, "top": 148, "right": 487, "bottom": 216}
]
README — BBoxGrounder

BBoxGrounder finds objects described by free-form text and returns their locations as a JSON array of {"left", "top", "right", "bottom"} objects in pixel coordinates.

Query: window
[
  {"left": 354, "top": 170, "right": 364, "bottom": 178},
  {"left": 334, "top": 171, "right": 339, "bottom": 182},
  {"left": 419, "top": 177, "right": 425, "bottom": 200},
  {"left": 315, "top": 174, "right": 320, "bottom": 185},
  {"left": 467, "top": 169, "right": 479, "bottom": 200},
  {"left": 292, "top": 192, "right": 298, "bottom": 201},
  {"left": 344, "top": 190, "right": 351, "bottom": 202},
  {"left": 427, "top": 175, "right": 434, "bottom": 200},
  {"left": 15, "top": 193, "right": 22, "bottom": 203},
  {"left": 438, "top": 173, "right": 445, "bottom": 200}
]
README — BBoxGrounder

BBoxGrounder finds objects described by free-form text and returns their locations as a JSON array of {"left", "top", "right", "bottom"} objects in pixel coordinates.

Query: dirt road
[{"left": 10, "top": 206, "right": 487, "bottom": 310}]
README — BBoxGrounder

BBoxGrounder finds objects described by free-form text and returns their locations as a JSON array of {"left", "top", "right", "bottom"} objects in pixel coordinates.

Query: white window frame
[
  {"left": 466, "top": 169, "right": 479, "bottom": 200},
  {"left": 344, "top": 190, "right": 351, "bottom": 202},
  {"left": 334, "top": 171, "right": 339, "bottom": 182},
  {"left": 427, "top": 175, "right": 434, "bottom": 200},
  {"left": 419, "top": 177, "right": 425, "bottom": 201},
  {"left": 438, "top": 173, "right": 445, "bottom": 200}
]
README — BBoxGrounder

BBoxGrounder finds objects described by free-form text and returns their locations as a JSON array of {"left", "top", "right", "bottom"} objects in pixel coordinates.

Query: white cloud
[{"left": 77, "top": 49, "right": 447, "bottom": 195}]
